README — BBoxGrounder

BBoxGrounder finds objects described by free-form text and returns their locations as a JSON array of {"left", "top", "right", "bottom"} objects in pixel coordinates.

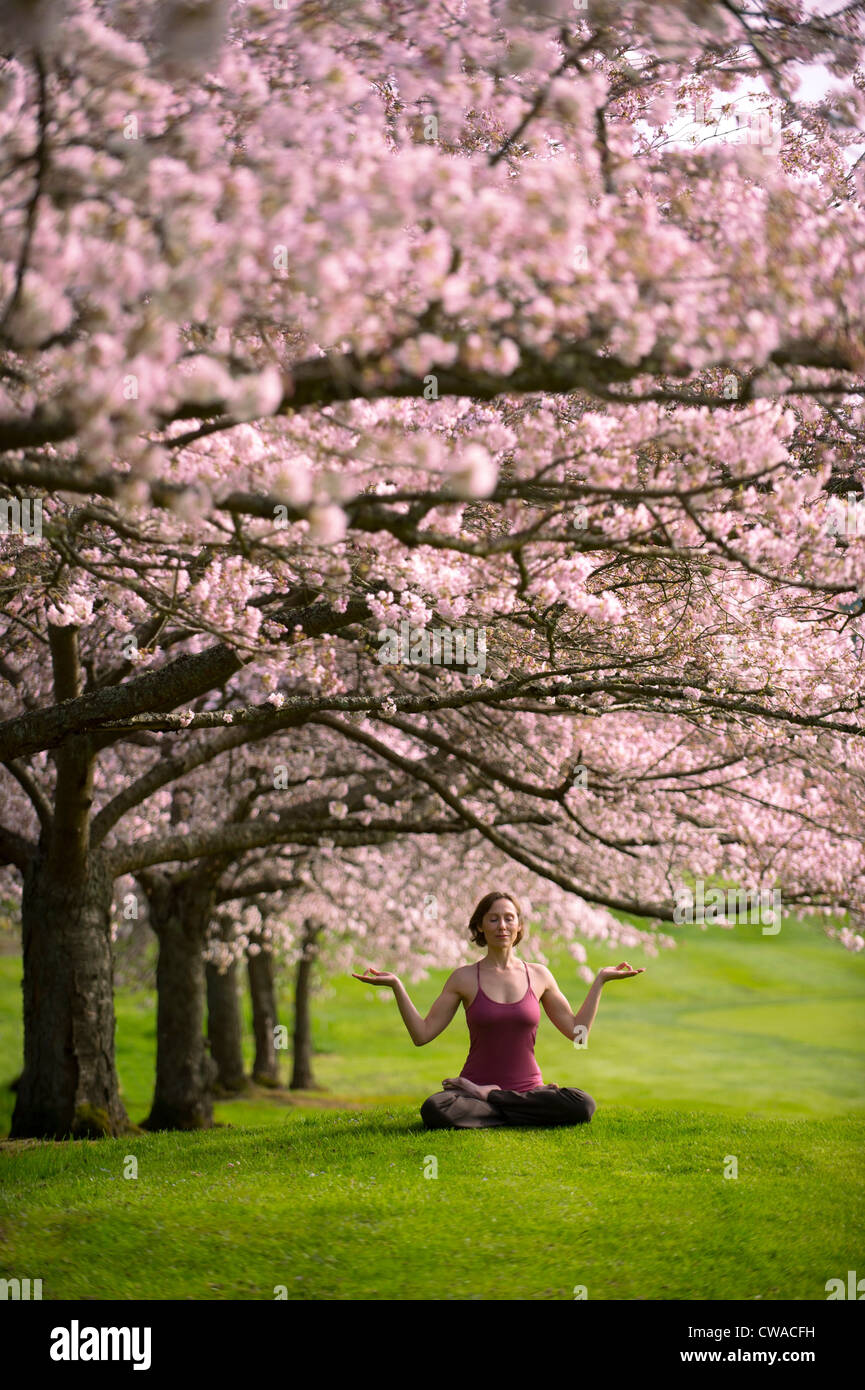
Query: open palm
[
  {"left": 598, "top": 961, "right": 645, "bottom": 982},
  {"left": 352, "top": 966, "right": 400, "bottom": 988}
]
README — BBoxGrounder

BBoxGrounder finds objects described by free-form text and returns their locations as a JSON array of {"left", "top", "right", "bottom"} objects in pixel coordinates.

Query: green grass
[
  {"left": 1, "top": 1110, "right": 862, "bottom": 1300},
  {"left": 0, "top": 912, "right": 863, "bottom": 1299}
]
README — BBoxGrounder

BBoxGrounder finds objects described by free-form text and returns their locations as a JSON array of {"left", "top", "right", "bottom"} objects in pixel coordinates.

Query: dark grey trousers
[{"left": 420, "top": 1082, "right": 596, "bottom": 1129}]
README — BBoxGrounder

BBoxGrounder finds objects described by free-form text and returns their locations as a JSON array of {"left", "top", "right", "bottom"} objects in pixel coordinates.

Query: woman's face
[{"left": 481, "top": 898, "right": 520, "bottom": 945}]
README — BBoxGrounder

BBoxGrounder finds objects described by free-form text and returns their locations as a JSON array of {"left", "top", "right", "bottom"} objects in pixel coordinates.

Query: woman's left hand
[{"left": 597, "top": 961, "right": 645, "bottom": 983}]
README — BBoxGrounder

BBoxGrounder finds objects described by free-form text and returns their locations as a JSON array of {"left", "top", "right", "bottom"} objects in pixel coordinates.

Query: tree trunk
[
  {"left": 11, "top": 846, "right": 130, "bottom": 1139},
  {"left": 12, "top": 632, "right": 131, "bottom": 1141},
  {"left": 291, "top": 917, "right": 323, "bottom": 1091},
  {"left": 248, "top": 945, "right": 279, "bottom": 1086},
  {"left": 142, "top": 872, "right": 218, "bottom": 1131},
  {"left": 206, "top": 959, "right": 247, "bottom": 1092}
]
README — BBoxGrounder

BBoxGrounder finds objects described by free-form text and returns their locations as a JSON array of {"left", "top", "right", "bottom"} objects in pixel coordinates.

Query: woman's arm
[
  {"left": 539, "top": 961, "right": 645, "bottom": 1043},
  {"left": 353, "top": 967, "right": 463, "bottom": 1046},
  {"left": 396, "top": 975, "right": 463, "bottom": 1046}
]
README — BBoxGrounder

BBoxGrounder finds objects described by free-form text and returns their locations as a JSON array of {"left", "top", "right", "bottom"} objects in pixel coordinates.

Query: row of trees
[{"left": 1, "top": 0, "right": 863, "bottom": 1137}]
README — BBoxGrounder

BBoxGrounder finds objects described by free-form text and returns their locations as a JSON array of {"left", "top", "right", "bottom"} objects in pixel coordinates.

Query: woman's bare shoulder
[
  {"left": 527, "top": 961, "right": 554, "bottom": 993},
  {"left": 447, "top": 962, "right": 476, "bottom": 999}
]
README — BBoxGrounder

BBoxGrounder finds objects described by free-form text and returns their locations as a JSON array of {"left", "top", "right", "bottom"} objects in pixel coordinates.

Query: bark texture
[
  {"left": 248, "top": 944, "right": 279, "bottom": 1086},
  {"left": 141, "top": 869, "right": 219, "bottom": 1130},
  {"left": 291, "top": 917, "right": 323, "bottom": 1091},
  {"left": 206, "top": 958, "right": 247, "bottom": 1092},
  {"left": 12, "top": 844, "right": 129, "bottom": 1138}
]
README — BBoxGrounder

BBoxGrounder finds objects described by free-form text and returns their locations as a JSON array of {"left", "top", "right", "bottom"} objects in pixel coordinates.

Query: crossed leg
[
  {"left": 421, "top": 1076, "right": 595, "bottom": 1129},
  {"left": 421, "top": 1077, "right": 506, "bottom": 1128}
]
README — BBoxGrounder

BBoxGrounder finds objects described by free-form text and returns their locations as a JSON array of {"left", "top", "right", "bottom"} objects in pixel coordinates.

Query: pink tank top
[{"left": 460, "top": 960, "right": 544, "bottom": 1093}]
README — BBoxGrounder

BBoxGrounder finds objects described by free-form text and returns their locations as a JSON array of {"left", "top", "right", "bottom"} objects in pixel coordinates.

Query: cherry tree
[{"left": 1, "top": 1, "right": 864, "bottom": 1138}]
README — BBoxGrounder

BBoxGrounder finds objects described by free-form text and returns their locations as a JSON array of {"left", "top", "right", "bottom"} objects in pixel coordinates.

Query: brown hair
[{"left": 468, "top": 892, "right": 524, "bottom": 948}]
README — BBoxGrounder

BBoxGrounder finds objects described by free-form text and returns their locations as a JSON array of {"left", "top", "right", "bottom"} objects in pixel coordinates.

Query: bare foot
[{"left": 442, "top": 1076, "right": 497, "bottom": 1100}]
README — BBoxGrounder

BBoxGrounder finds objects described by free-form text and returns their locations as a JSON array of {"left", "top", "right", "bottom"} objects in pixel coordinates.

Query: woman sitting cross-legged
[{"left": 352, "top": 890, "right": 645, "bottom": 1129}]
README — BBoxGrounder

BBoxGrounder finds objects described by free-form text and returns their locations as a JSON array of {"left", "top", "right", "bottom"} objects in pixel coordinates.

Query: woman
[{"left": 352, "top": 890, "right": 645, "bottom": 1129}]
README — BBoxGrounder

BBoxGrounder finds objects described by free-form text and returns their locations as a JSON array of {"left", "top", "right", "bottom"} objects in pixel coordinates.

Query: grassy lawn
[{"left": 0, "top": 913, "right": 863, "bottom": 1300}]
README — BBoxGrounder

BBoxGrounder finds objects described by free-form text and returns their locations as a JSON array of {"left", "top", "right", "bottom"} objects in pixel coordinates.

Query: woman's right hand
[{"left": 352, "top": 966, "right": 400, "bottom": 988}]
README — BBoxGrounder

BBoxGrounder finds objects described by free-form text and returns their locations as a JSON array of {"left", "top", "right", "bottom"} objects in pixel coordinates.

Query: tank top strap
[{"left": 523, "top": 960, "right": 530, "bottom": 992}]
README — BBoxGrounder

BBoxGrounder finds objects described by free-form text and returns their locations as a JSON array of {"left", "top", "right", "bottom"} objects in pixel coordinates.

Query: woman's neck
[{"left": 484, "top": 946, "right": 519, "bottom": 970}]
